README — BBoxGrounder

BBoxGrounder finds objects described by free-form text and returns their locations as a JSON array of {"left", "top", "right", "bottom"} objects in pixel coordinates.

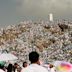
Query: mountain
[{"left": 0, "top": 20, "right": 72, "bottom": 63}]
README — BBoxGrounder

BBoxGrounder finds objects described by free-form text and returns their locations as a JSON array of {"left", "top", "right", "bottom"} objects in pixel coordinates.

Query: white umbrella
[{"left": 0, "top": 53, "right": 18, "bottom": 61}]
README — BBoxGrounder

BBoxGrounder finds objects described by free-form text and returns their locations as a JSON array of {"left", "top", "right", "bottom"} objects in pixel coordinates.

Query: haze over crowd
[{"left": 0, "top": 0, "right": 72, "bottom": 27}]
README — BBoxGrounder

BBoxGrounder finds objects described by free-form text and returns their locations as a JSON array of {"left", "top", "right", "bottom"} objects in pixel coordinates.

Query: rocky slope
[{"left": 0, "top": 20, "right": 72, "bottom": 63}]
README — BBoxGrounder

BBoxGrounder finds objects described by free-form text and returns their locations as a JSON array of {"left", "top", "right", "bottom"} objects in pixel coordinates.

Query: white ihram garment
[
  {"left": 21, "top": 64, "right": 48, "bottom": 72},
  {"left": 0, "top": 69, "right": 5, "bottom": 72}
]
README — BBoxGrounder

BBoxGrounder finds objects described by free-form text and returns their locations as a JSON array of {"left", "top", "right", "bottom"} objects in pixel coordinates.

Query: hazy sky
[{"left": 0, "top": 0, "right": 72, "bottom": 27}]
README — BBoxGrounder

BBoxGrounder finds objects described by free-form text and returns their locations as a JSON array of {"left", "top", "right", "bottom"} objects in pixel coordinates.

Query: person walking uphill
[{"left": 22, "top": 51, "right": 48, "bottom": 72}]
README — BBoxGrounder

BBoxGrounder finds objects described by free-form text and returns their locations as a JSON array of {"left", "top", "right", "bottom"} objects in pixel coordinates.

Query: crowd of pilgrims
[{"left": 0, "top": 51, "right": 56, "bottom": 72}]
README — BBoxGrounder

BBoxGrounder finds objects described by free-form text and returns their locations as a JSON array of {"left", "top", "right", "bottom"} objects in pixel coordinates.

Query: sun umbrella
[
  {"left": 0, "top": 53, "right": 18, "bottom": 61},
  {"left": 53, "top": 61, "right": 72, "bottom": 72}
]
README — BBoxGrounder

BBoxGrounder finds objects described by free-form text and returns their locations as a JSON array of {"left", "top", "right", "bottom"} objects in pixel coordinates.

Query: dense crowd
[
  {"left": 0, "top": 51, "right": 60, "bottom": 72},
  {"left": 0, "top": 20, "right": 72, "bottom": 64}
]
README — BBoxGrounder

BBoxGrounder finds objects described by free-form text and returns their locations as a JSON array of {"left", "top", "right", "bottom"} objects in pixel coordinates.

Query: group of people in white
[
  {"left": 0, "top": 51, "right": 56, "bottom": 72},
  {"left": 21, "top": 51, "right": 56, "bottom": 72}
]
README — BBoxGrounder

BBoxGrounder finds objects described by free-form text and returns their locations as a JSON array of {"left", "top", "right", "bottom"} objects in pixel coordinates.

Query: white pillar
[{"left": 49, "top": 13, "right": 53, "bottom": 22}]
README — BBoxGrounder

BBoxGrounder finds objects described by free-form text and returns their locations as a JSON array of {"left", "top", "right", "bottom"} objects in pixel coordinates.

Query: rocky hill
[{"left": 0, "top": 20, "right": 72, "bottom": 64}]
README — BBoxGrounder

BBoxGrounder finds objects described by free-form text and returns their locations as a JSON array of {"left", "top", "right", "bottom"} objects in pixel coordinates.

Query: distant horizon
[{"left": 0, "top": 18, "right": 72, "bottom": 28}]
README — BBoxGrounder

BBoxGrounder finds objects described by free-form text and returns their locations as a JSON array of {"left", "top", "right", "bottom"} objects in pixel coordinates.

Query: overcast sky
[{"left": 0, "top": 0, "right": 72, "bottom": 27}]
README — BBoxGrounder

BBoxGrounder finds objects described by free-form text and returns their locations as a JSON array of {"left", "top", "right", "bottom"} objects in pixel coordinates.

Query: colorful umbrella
[{"left": 53, "top": 61, "right": 72, "bottom": 72}]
